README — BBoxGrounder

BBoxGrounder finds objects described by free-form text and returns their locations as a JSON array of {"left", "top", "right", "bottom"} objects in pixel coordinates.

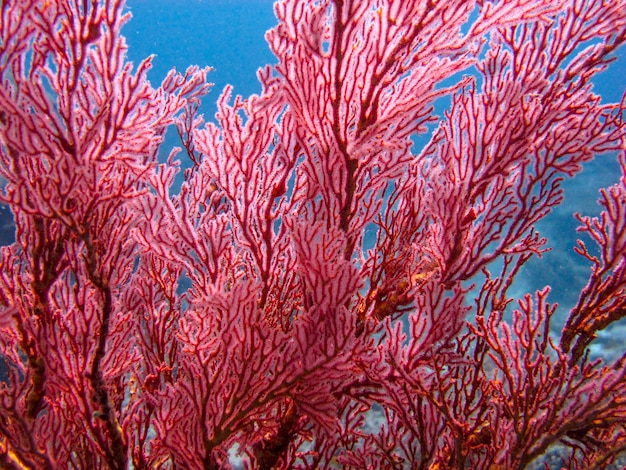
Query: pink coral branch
[{"left": 0, "top": 0, "right": 625, "bottom": 468}]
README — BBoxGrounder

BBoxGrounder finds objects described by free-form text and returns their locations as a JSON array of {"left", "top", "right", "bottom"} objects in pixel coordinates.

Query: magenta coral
[{"left": 0, "top": 0, "right": 625, "bottom": 468}]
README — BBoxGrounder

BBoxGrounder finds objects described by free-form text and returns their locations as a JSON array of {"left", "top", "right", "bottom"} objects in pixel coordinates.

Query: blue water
[{"left": 123, "top": 0, "right": 276, "bottom": 120}]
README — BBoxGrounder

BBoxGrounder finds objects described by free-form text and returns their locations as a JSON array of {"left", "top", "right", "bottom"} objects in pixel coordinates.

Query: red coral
[{"left": 0, "top": 0, "right": 625, "bottom": 468}]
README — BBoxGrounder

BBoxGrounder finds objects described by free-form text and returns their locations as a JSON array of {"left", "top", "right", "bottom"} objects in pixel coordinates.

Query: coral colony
[{"left": 1, "top": 0, "right": 626, "bottom": 468}]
